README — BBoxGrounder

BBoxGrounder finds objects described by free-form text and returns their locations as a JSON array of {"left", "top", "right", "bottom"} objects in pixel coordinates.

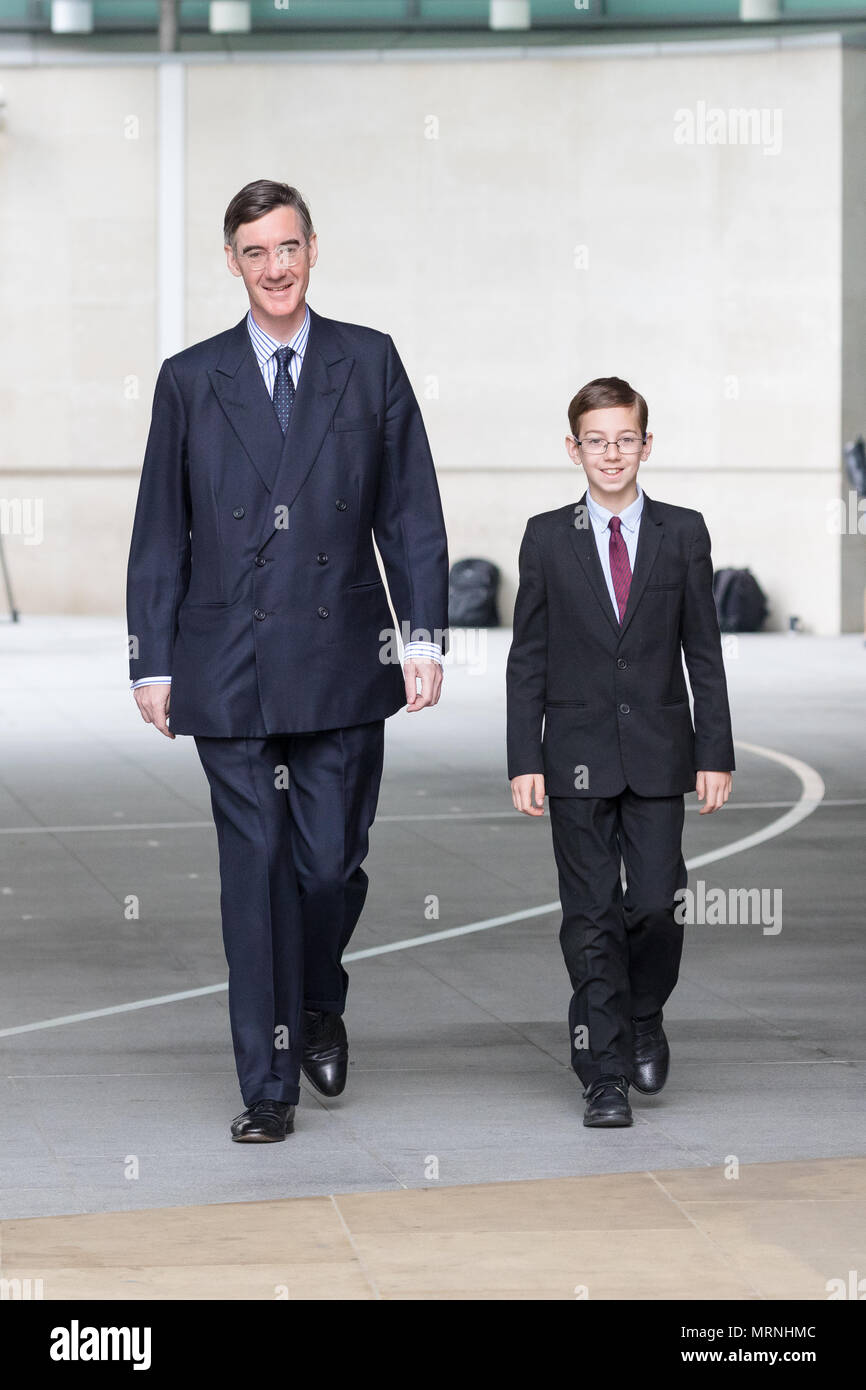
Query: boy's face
[{"left": 565, "top": 405, "right": 652, "bottom": 508}]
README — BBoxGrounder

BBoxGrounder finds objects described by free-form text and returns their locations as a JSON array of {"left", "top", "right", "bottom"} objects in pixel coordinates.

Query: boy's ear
[
  {"left": 641, "top": 432, "right": 654, "bottom": 460},
  {"left": 565, "top": 435, "right": 581, "bottom": 466}
]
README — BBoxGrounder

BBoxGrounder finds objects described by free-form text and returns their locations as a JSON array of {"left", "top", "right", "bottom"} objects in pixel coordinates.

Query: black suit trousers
[
  {"left": 548, "top": 788, "right": 688, "bottom": 1087},
  {"left": 194, "top": 720, "right": 385, "bottom": 1106}
]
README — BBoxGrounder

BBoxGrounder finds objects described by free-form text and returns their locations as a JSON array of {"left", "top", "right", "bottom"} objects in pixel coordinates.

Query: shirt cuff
[
  {"left": 403, "top": 641, "right": 443, "bottom": 669},
  {"left": 131, "top": 677, "right": 172, "bottom": 690}
]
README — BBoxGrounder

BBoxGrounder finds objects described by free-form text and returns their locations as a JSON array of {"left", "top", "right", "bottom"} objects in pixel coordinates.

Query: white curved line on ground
[{"left": 0, "top": 741, "right": 825, "bottom": 1038}]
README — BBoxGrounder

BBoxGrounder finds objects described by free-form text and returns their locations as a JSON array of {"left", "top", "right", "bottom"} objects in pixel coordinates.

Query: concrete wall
[
  {"left": 0, "top": 63, "right": 156, "bottom": 615},
  {"left": 0, "top": 35, "right": 861, "bottom": 633},
  {"left": 841, "top": 45, "right": 866, "bottom": 633}
]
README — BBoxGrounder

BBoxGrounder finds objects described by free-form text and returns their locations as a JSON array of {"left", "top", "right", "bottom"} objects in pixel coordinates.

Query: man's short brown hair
[
  {"left": 568, "top": 377, "right": 648, "bottom": 440},
  {"left": 223, "top": 179, "right": 314, "bottom": 250}
]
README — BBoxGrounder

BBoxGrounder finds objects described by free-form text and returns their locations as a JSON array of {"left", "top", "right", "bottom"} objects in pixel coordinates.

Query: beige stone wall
[
  {"left": 0, "top": 39, "right": 858, "bottom": 632},
  {"left": 841, "top": 46, "right": 866, "bottom": 634},
  {"left": 0, "top": 63, "right": 156, "bottom": 616}
]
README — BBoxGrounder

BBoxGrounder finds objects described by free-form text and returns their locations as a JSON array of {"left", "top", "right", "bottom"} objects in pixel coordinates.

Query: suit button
[
  {"left": 617, "top": 658, "right": 627, "bottom": 669},
  {"left": 317, "top": 552, "right": 328, "bottom": 564},
  {"left": 254, "top": 609, "right": 267, "bottom": 621},
  {"left": 254, "top": 556, "right": 266, "bottom": 567},
  {"left": 232, "top": 506, "right": 245, "bottom": 519},
  {"left": 318, "top": 606, "right": 329, "bottom": 619},
  {"left": 335, "top": 499, "right": 348, "bottom": 511},
  {"left": 619, "top": 703, "right": 630, "bottom": 714}
]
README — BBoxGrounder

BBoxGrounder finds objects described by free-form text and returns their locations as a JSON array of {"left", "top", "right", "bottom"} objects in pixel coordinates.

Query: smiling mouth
[
  {"left": 263, "top": 283, "right": 294, "bottom": 294},
  {"left": 600, "top": 467, "right": 625, "bottom": 475}
]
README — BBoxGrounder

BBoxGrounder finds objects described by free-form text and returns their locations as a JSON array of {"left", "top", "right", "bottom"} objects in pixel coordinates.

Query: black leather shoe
[
  {"left": 230, "top": 1099, "right": 295, "bottom": 1143},
  {"left": 583, "top": 1074, "right": 633, "bottom": 1127},
  {"left": 632, "top": 1012, "right": 670, "bottom": 1095},
  {"left": 301, "top": 1009, "right": 348, "bottom": 1097}
]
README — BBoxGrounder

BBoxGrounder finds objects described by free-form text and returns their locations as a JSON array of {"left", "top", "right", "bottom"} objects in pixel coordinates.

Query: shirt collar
[
  {"left": 586, "top": 480, "right": 644, "bottom": 536},
  {"left": 246, "top": 302, "right": 310, "bottom": 369}
]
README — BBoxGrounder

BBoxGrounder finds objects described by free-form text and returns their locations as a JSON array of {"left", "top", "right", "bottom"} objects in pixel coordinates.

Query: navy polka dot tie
[
  {"left": 608, "top": 515, "right": 632, "bottom": 624},
  {"left": 272, "top": 345, "right": 295, "bottom": 434}
]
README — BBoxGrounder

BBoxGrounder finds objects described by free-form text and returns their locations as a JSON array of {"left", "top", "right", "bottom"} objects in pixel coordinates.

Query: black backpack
[
  {"left": 712, "top": 568, "right": 768, "bottom": 633},
  {"left": 448, "top": 558, "right": 500, "bottom": 628}
]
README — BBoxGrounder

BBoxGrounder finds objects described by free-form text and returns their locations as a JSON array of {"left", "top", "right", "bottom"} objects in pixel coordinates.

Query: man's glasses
[
  {"left": 238, "top": 241, "right": 309, "bottom": 270},
  {"left": 574, "top": 434, "right": 645, "bottom": 456}
]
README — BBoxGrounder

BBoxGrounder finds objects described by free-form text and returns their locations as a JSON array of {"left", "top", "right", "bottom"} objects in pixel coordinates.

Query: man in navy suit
[{"left": 127, "top": 180, "right": 449, "bottom": 1142}]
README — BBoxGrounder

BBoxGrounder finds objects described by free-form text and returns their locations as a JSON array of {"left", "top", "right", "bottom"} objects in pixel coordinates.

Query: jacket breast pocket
[{"left": 332, "top": 413, "right": 379, "bottom": 432}]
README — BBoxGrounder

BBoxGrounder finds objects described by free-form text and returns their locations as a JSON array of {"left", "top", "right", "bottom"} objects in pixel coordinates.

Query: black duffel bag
[
  {"left": 448, "top": 558, "right": 500, "bottom": 627},
  {"left": 712, "top": 567, "right": 768, "bottom": 633}
]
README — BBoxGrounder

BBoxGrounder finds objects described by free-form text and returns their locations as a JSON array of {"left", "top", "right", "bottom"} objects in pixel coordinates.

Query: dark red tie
[{"left": 608, "top": 515, "right": 632, "bottom": 624}]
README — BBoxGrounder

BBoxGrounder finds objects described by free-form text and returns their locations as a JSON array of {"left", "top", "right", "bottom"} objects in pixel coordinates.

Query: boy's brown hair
[{"left": 568, "top": 377, "right": 648, "bottom": 440}]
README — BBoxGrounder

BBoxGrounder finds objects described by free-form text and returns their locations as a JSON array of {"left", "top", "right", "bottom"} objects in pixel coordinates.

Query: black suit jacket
[
  {"left": 506, "top": 491, "right": 735, "bottom": 797},
  {"left": 126, "top": 306, "right": 449, "bottom": 736}
]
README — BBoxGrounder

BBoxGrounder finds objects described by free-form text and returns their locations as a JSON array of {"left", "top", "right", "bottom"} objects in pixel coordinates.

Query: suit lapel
[
  {"left": 567, "top": 493, "right": 622, "bottom": 640},
  {"left": 566, "top": 489, "right": 664, "bottom": 641},
  {"left": 618, "top": 491, "right": 663, "bottom": 638},
  {"left": 257, "top": 307, "right": 353, "bottom": 553},
  {"left": 208, "top": 317, "right": 284, "bottom": 493}
]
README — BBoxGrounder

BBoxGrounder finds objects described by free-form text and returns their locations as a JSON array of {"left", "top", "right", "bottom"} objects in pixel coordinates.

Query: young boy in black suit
[{"left": 506, "top": 377, "right": 734, "bottom": 1128}]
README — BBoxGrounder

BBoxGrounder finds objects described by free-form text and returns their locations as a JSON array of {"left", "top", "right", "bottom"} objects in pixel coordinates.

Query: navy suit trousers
[{"left": 195, "top": 720, "right": 385, "bottom": 1106}]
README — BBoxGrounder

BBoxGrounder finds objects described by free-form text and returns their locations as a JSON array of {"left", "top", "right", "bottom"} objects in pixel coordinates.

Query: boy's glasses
[
  {"left": 574, "top": 434, "right": 645, "bottom": 456},
  {"left": 239, "top": 241, "right": 309, "bottom": 270}
]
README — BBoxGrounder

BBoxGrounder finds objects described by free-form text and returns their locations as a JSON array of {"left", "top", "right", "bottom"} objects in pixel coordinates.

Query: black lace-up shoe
[
  {"left": 230, "top": 1099, "right": 295, "bottom": 1142},
  {"left": 301, "top": 1009, "right": 348, "bottom": 1097}
]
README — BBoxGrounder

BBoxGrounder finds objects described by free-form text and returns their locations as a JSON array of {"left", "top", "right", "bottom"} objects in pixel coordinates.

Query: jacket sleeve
[
  {"left": 506, "top": 518, "right": 548, "bottom": 779},
  {"left": 126, "top": 359, "right": 191, "bottom": 682},
  {"left": 372, "top": 335, "right": 450, "bottom": 657},
  {"left": 681, "top": 514, "right": 736, "bottom": 773}
]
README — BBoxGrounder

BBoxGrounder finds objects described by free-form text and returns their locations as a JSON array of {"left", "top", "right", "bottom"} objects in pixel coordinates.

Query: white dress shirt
[{"left": 584, "top": 481, "right": 644, "bottom": 621}]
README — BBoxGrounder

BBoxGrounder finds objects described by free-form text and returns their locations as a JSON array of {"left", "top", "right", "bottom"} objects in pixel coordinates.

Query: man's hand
[
  {"left": 133, "top": 684, "right": 175, "bottom": 739},
  {"left": 511, "top": 773, "right": 546, "bottom": 816},
  {"left": 696, "top": 770, "right": 731, "bottom": 814},
  {"left": 404, "top": 658, "right": 443, "bottom": 713}
]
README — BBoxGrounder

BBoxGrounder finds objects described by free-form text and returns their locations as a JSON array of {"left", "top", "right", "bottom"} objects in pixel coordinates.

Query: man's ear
[
  {"left": 225, "top": 244, "right": 243, "bottom": 279},
  {"left": 307, "top": 233, "right": 319, "bottom": 269}
]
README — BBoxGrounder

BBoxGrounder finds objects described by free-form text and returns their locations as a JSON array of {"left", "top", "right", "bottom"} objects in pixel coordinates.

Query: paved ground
[
  {"left": 0, "top": 620, "right": 863, "bottom": 1218},
  {"left": 6, "top": 1156, "right": 865, "bottom": 1301}
]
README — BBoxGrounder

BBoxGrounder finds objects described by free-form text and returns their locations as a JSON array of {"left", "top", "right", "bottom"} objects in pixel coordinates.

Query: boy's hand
[
  {"left": 696, "top": 770, "right": 732, "bottom": 814},
  {"left": 511, "top": 773, "right": 546, "bottom": 816}
]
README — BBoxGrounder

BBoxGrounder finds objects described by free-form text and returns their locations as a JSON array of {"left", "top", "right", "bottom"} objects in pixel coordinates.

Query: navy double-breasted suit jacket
[
  {"left": 506, "top": 491, "right": 735, "bottom": 797},
  {"left": 126, "top": 306, "right": 450, "bottom": 736}
]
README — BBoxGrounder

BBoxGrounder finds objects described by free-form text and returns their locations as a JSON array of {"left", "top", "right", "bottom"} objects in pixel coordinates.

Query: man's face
[
  {"left": 225, "top": 205, "right": 318, "bottom": 325},
  {"left": 565, "top": 405, "right": 652, "bottom": 502}
]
